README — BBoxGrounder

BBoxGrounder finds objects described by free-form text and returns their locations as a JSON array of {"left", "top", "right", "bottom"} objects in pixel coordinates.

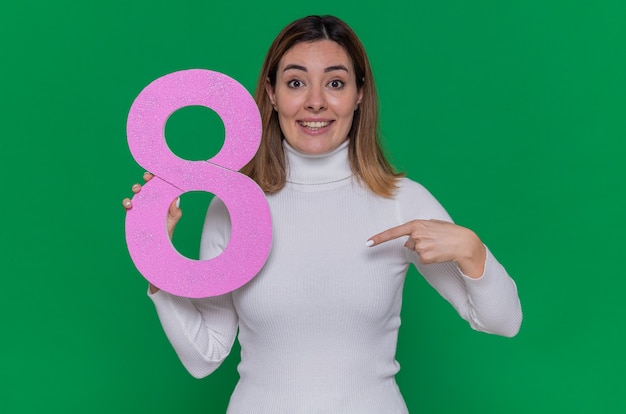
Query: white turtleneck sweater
[{"left": 149, "top": 140, "right": 522, "bottom": 413}]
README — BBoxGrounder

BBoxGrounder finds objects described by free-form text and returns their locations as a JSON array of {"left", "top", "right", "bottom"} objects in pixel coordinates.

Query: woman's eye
[
  {"left": 287, "top": 80, "right": 304, "bottom": 88},
  {"left": 328, "top": 80, "right": 345, "bottom": 89}
]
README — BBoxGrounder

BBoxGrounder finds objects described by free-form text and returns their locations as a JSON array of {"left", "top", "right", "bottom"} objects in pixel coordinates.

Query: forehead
[{"left": 279, "top": 40, "right": 353, "bottom": 71}]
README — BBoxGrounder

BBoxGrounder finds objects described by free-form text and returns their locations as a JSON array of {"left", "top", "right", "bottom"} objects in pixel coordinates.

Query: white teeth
[{"left": 300, "top": 121, "right": 330, "bottom": 128}]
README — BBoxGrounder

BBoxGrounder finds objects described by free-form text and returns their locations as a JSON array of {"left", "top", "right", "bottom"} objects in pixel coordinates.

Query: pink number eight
[{"left": 125, "top": 69, "right": 272, "bottom": 298}]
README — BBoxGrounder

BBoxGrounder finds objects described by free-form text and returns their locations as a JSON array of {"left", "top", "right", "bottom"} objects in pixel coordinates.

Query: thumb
[{"left": 169, "top": 197, "right": 182, "bottom": 220}]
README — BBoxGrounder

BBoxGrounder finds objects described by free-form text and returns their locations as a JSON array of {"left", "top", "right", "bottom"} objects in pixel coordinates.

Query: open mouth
[{"left": 298, "top": 121, "right": 332, "bottom": 131}]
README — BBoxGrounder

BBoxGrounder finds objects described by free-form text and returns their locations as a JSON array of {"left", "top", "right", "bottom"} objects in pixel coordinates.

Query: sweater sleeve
[
  {"left": 398, "top": 179, "right": 522, "bottom": 337},
  {"left": 148, "top": 197, "right": 239, "bottom": 378}
]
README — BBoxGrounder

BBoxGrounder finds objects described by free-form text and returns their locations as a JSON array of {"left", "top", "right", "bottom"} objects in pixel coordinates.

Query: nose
[{"left": 305, "top": 85, "right": 326, "bottom": 112}]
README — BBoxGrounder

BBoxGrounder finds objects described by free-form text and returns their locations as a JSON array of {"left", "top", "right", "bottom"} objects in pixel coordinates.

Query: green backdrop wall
[{"left": 1, "top": 0, "right": 624, "bottom": 412}]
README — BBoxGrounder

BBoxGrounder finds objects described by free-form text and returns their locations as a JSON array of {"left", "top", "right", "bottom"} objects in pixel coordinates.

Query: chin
[{"left": 291, "top": 138, "right": 346, "bottom": 156}]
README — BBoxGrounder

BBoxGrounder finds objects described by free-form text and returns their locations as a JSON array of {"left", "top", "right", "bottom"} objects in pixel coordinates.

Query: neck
[{"left": 284, "top": 140, "right": 352, "bottom": 186}]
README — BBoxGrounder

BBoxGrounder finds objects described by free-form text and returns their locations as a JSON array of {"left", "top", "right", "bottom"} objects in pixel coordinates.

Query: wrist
[
  {"left": 456, "top": 232, "right": 486, "bottom": 279},
  {"left": 148, "top": 283, "right": 160, "bottom": 294}
]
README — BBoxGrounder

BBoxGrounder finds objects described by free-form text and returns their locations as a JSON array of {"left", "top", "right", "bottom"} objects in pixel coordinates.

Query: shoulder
[
  {"left": 396, "top": 177, "right": 433, "bottom": 198},
  {"left": 394, "top": 177, "right": 453, "bottom": 222},
  {"left": 394, "top": 177, "right": 440, "bottom": 207}
]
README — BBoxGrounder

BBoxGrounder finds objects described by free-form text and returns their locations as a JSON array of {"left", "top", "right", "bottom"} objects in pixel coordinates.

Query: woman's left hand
[{"left": 367, "top": 219, "right": 486, "bottom": 278}]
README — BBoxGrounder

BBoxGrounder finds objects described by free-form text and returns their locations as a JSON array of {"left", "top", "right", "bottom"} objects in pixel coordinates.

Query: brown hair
[{"left": 242, "top": 15, "right": 403, "bottom": 197}]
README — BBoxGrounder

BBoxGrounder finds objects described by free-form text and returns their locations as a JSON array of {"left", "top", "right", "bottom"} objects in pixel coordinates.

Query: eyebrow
[{"left": 283, "top": 64, "right": 350, "bottom": 73}]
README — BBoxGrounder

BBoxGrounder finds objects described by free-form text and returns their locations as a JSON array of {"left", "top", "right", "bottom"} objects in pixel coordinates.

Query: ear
[
  {"left": 355, "top": 88, "right": 364, "bottom": 110},
  {"left": 265, "top": 77, "right": 277, "bottom": 109}
]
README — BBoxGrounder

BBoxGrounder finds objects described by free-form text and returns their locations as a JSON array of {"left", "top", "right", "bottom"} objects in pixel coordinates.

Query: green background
[{"left": 1, "top": 0, "right": 624, "bottom": 412}]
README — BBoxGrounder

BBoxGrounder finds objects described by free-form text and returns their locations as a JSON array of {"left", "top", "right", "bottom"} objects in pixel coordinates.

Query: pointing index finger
[{"left": 366, "top": 222, "right": 413, "bottom": 247}]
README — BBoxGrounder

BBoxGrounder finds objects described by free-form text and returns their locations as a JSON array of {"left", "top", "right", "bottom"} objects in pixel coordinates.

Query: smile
[{"left": 298, "top": 121, "right": 332, "bottom": 130}]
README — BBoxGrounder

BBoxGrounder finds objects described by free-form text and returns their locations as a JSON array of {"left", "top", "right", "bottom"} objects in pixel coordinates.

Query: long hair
[{"left": 242, "top": 15, "right": 403, "bottom": 197}]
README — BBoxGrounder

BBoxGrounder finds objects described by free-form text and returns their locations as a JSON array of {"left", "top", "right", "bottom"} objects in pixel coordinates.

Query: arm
[
  {"left": 148, "top": 196, "right": 238, "bottom": 378},
  {"left": 125, "top": 182, "right": 239, "bottom": 378},
  {"left": 368, "top": 180, "right": 522, "bottom": 337},
  {"left": 148, "top": 290, "right": 238, "bottom": 378},
  {"left": 412, "top": 247, "right": 522, "bottom": 337}
]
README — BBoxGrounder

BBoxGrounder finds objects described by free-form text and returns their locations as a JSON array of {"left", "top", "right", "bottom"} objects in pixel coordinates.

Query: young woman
[{"left": 124, "top": 15, "right": 522, "bottom": 413}]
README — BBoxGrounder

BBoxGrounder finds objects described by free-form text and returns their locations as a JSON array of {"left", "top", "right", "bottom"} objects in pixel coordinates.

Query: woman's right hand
[
  {"left": 123, "top": 172, "right": 182, "bottom": 295},
  {"left": 122, "top": 172, "right": 183, "bottom": 239}
]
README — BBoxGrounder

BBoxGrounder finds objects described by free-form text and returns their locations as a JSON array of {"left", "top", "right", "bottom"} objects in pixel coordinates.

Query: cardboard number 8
[{"left": 125, "top": 69, "right": 272, "bottom": 298}]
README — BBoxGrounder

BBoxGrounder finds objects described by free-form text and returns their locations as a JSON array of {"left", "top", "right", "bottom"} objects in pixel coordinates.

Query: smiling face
[{"left": 266, "top": 40, "right": 363, "bottom": 155}]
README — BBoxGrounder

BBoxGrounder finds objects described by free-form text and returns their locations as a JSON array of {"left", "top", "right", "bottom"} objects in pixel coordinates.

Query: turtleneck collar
[{"left": 284, "top": 139, "right": 353, "bottom": 186}]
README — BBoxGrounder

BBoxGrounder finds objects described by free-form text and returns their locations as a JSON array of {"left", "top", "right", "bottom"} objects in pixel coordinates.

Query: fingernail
[
  {"left": 132, "top": 184, "right": 140, "bottom": 190},
  {"left": 365, "top": 239, "right": 374, "bottom": 247},
  {"left": 124, "top": 200, "right": 131, "bottom": 207},
  {"left": 176, "top": 197, "right": 180, "bottom": 208}
]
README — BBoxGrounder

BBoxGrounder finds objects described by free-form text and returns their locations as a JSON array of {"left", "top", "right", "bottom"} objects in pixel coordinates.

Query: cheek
[
  {"left": 338, "top": 106, "right": 356, "bottom": 124},
  {"left": 276, "top": 111, "right": 298, "bottom": 140},
  {"left": 331, "top": 96, "right": 359, "bottom": 118},
  {"left": 276, "top": 114, "right": 291, "bottom": 134},
  {"left": 275, "top": 97, "right": 299, "bottom": 119}
]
